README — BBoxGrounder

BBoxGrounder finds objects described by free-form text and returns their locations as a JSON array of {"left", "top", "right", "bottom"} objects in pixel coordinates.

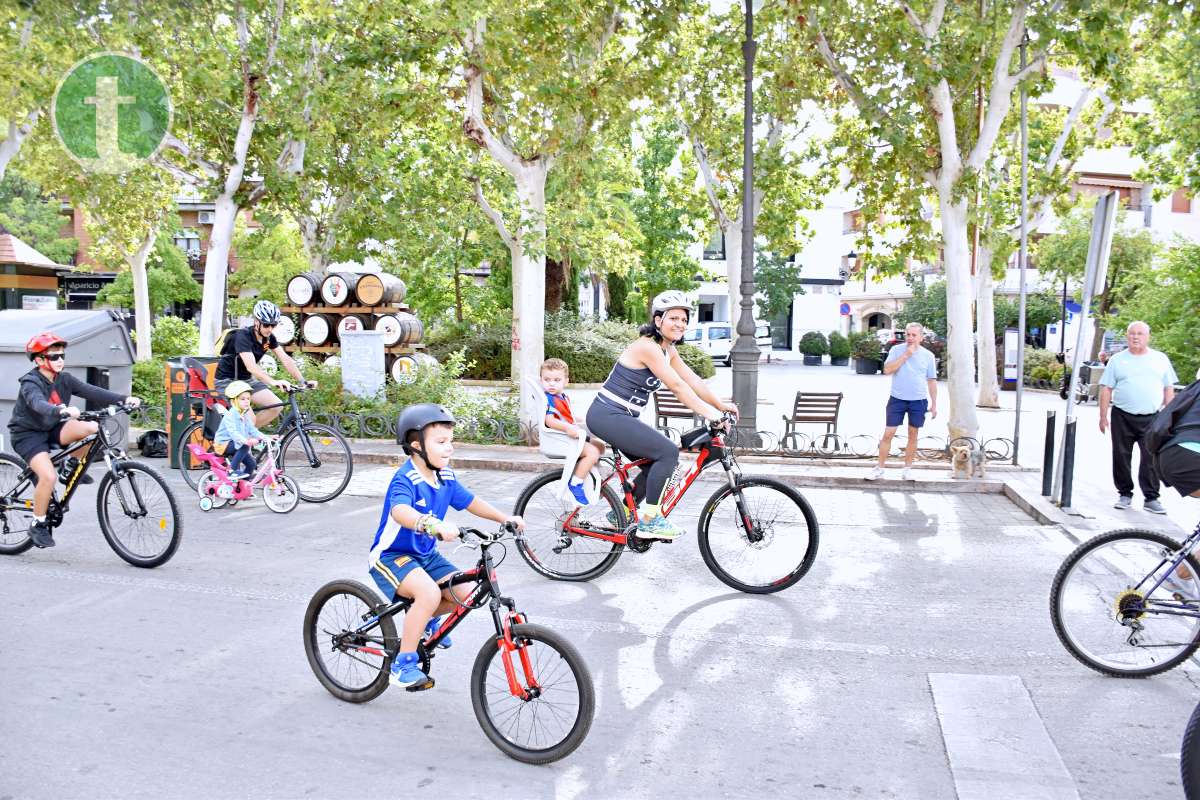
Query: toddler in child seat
[
  {"left": 214, "top": 380, "right": 264, "bottom": 480},
  {"left": 541, "top": 358, "right": 607, "bottom": 506}
]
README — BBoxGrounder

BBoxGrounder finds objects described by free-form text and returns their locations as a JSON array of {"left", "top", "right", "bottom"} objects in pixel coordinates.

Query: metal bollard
[
  {"left": 1061, "top": 419, "right": 1077, "bottom": 510},
  {"left": 1042, "top": 410, "right": 1056, "bottom": 496}
]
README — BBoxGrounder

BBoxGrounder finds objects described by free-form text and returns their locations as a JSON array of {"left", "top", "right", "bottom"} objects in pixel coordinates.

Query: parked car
[{"left": 683, "top": 321, "right": 771, "bottom": 366}]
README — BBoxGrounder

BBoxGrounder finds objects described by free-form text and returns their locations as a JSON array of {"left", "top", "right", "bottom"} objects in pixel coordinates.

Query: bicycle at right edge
[{"left": 513, "top": 414, "right": 820, "bottom": 593}]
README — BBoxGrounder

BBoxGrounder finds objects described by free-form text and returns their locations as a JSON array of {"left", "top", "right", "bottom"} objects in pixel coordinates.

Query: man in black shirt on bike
[
  {"left": 215, "top": 300, "right": 315, "bottom": 427},
  {"left": 8, "top": 332, "right": 141, "bottom": 548}
]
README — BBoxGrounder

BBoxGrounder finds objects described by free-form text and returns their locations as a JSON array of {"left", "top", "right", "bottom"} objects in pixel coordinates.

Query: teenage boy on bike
[
  {"left": 370, "top": 404, "right": 524, "bottom": 689},
  {"left": 215, "top": 300, "right": 315, "bottom": 427},
  {"left": 8, "top": 332, "right": 141, "bottom": 549}
]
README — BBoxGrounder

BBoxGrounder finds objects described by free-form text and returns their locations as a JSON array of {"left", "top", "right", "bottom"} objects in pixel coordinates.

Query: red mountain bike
[{"left": 513, "top": 415, "right": 819, "bottom": 593}]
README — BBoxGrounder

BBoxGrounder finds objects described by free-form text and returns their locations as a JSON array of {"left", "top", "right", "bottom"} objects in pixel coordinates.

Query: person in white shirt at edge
[
  {"left": 866, "top": 322, "right": 938, "bottom": 481},
  {"left": 1099, "top": 320, "right": 1178, "bottom": 514}
]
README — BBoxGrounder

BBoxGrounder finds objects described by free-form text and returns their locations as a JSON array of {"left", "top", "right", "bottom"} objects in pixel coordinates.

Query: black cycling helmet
[{"left": 396, "top": 403, "right": 456, "bottom": 450}]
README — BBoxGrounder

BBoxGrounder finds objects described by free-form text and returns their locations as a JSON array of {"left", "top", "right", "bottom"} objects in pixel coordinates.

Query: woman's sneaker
[
  {"left": 637, "top": 515, "right": 684, "bottom": 540},
  {"left": 424, "top": 616, "right": 451, "bottom": 649},
  {"left": 389, "top": 652, "right": 429, "bottom": 688}
]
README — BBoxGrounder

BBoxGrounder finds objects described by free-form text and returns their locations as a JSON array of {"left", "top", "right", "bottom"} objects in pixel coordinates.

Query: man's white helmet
[{"left": 651, "top": 290, "right": 692, "bottom": 320}]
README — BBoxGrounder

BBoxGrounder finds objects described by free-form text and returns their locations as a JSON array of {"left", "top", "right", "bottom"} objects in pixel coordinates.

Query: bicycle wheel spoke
[
  {"left": 282, "top": 426, "right": 352, "bottom": 503},
  {"left": 0, "top": 459, "right": 34, "bottom": 550},
  {"left": 516, "top": 474, "right": 622, "bottom": 579}
]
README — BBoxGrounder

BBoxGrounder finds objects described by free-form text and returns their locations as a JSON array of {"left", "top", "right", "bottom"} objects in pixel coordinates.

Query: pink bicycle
[{"left": 189, "top": 437, "right": 301, "bottom": 514}]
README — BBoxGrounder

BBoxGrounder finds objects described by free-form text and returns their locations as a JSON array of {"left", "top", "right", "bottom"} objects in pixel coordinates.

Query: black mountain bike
[
  {"left": 177, "top": 384, "right": 353, "bottom": 503},
  {"left": 0, "top": 403, "right": 182, "bottom": 567},
  {"left": 303, "top": 523, "right": 595, "bottom": 764}
]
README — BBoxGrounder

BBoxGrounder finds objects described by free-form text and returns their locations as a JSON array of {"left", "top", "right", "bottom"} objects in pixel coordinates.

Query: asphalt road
[{"left": 0, "top": 460, "right": 1194, "bottom": 799}]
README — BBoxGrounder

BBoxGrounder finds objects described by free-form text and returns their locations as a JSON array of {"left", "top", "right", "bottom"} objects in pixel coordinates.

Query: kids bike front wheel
[
  {"left": 470, "top": 623, "right": 594, "bottom": 764},
  {"left": 512, "top": 469, "right": 625, "bottom": 582},
  {"left": 97, "top": 462, "right": 182, "bottom": 568},
  {"left": 697, "top": 477, "right": 819, "bottom": 594},
  {"left": 263, "top": 474, "right": 300, "bottom": 514},
  {"left": 304, "top": 579, "right": 398, "bottom": 703}
]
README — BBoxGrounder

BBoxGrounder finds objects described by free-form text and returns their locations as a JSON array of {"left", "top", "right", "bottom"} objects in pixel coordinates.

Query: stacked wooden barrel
[{"left": 280, "top": 268, "right": 434, "bottom": 382}]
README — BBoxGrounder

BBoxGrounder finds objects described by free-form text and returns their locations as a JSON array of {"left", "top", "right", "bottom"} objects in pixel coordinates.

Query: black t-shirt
[
  {"left": 1168, "top": 397, "right": 1200, "bottom": 446},
  {"left": 216, "top": 326, "right": 278, "bottom": 382}
]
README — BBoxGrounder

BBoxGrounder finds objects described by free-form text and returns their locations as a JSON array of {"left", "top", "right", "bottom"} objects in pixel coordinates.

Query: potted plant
[
  {"left": 828, "top": 331, "right": 851, "bottom": 366},
  {"left": 799, "top": 331, "right": 829, "bottom": 366},
  {"left": 852, "top": 335, "right": 883, "bottom": 374}
]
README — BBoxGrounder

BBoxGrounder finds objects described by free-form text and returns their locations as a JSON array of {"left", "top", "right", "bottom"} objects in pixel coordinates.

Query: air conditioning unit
[{"left": 197, "top": 211, "right": 215, "bottom": 224}]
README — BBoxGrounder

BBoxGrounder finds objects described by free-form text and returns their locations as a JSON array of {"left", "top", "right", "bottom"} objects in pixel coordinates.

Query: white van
[{"left": 683, "top": 322, "right": 771, "bottom": 366}]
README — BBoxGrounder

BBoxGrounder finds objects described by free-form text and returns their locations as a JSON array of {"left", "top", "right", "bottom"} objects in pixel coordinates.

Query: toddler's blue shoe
[
  {"left": 568, "top": 481, "right": 590, "bottom": 506},
  {"left": 389, "top": 651, "right": 429, "bottom": 688},
  {"left": 425, "top": 616, "right": 451, "bottom": 649}
]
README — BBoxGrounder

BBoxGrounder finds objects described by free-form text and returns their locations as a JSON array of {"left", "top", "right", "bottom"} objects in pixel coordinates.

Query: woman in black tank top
[{"left": 585, "top": 291, "right": 737, "bottom": 541}]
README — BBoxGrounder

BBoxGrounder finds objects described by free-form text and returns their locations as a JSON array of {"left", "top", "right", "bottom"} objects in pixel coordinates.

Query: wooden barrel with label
[
  {"left": 335, "top": 314, "right": 372, "bottom": 339},
  {"left": 301, "top": 314, "right": 337, "bottom": 346},
  {"left": 373, "top": 314, "right": 402, "bottom": 346},
  {"left": 320, "top": 272, "right": 360, "bottom": 306},
  {"left": 286, "top": 271, "right": 324, "bottom": 306},
  {"left": 354, "top": 273, "right": 407, "bottom": 306},
  {"left": 274, "top": 315, "right": 296, "bottom": 345},
  {"left": 391, "top": 312, "right": 424, "bottom": 344},
  {"left": 389, "top": 352, "right": 437, "bottom": 383}
]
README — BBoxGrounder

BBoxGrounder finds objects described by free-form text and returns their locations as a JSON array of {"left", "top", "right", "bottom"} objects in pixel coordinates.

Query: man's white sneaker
[
  {"left": 901, "top": 467, "right": 915, "bottom": 481},
  {"left": 865, "top": 466, "right": 885, "bottom": 481}
]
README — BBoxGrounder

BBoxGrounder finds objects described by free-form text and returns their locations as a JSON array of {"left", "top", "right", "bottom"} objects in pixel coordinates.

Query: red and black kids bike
[
  {"left": 303, "top": 523, "right": 594, "bottom": 764},
  {"left": 513, "top": 413, "right": 820, "bottom": 593}
]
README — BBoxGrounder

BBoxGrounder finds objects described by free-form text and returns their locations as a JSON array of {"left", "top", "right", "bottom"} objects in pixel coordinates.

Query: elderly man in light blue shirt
[
  {"left": 867, "top": 322, "right": 938, "bottom": 481},
  {"left": 1099, "top": 321, "right": 1178, "bottom": 514}
]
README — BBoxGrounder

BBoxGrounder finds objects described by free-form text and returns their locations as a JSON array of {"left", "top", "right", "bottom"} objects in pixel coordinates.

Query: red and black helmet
[{"left": 26, "top": 332, "right": 67, "bottom": 360}]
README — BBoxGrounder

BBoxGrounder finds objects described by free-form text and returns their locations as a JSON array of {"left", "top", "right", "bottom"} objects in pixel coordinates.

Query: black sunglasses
[{"left": 42, "top": 353, "right": 66, "bottom": 362}]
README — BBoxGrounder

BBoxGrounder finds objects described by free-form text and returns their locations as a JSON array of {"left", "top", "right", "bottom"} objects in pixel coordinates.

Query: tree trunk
[
  {"left": 545, "top": 256, "right": 566, "bottom": 313},
  {"left": 0, "top": 113, "right": 38, "bottom": 182},
  {"left": 510, "top": 172, "right": 547, "bottom": 431},
  {"left": 723, "top": 216, "right": 742, "bottom": 323},
  {"left": 198, "top": 194, "right": 239, "bottom": 354},
  {"left": 975, "top": 247, "right": 1000, "bottom": 408},
  {"left": 937, "top": 192, "right": 981, "bottom": 440},
  {"left": 128, "top": 230, "right": 158, "bottom": 361}
]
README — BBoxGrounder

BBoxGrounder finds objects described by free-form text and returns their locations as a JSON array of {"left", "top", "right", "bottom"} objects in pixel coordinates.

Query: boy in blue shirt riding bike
[{"left": 370, "top": 404, "right": 524, "bottom": 689}]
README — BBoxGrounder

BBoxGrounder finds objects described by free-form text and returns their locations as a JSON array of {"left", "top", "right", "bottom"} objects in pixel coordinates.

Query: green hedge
[{"left": 427, "top": 313, "right": 715, "bottom": 383}]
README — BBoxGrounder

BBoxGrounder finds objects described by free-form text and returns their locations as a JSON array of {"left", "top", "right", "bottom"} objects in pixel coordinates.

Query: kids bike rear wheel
[
  {"left": 304, "top": 579, "right": 398, "bottom": 703},
  {"left": 697, "top": 477, "right": 819, "bottom": 594},
  {"left": 512, "top": 469, "right": 625, "bottom": 582},
  {"left": 195, "top": 471, "right": 229, "bottom": 509},
  {"left": 263, "top": 474, "right": 300, "bottom": 513},
  {"left": 470, "top": 623, "right": 595, "bottom": 764},
  {"left": 0, "top": 454, "right": 35, "bottom": 555}
]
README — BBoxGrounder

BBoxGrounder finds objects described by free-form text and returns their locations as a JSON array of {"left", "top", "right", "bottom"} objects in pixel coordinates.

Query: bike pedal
[{"left": 405, "top": 677, "right": 435, "bottom": 692}]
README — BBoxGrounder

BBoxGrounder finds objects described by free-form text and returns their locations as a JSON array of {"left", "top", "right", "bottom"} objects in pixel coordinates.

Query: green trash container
[{"left": 166, "top": 356, "right": 218, "bottom": 469}]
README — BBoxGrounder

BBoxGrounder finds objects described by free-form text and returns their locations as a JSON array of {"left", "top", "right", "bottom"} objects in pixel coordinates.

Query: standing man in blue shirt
[
  {"left": 866, "top": 322, "right": 938, "bottom": 481},
  {"left": 1099, "top": 321, "right": 1178, "bottom": 514}
]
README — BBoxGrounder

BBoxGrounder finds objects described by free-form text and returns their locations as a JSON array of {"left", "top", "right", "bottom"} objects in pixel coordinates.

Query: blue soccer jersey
[{"left": 369, "top": 460, "right": 475, "bottom": 562}]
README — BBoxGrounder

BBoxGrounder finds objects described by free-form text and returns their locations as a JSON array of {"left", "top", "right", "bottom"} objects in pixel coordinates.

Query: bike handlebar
[
  {"left": 69, "top": 402, "right": 138, "bottom": 422},
  {"left": 708, "top": 411, "right": 737, "bottom": 431},
  {"left": 458, "top": 521, "right": 522, "bottom": 544}
]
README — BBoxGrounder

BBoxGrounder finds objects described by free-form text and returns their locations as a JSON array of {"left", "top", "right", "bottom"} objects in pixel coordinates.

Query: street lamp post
[{"left": 730, "top": 0, "right": 760, "bottom": 441}]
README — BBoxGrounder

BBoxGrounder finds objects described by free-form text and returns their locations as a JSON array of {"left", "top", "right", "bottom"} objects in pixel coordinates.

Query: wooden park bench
[
  {"left": 781, "top": 391, "right": 843, "bottom": 449},
  {"left": 653, "top": 387, "right": 701, "bottom": 432}
]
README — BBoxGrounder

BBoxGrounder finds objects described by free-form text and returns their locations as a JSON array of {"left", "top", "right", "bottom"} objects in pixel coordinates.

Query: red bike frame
[{"left": 558, "top": 427, "right": 732, "bottom": 546}]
